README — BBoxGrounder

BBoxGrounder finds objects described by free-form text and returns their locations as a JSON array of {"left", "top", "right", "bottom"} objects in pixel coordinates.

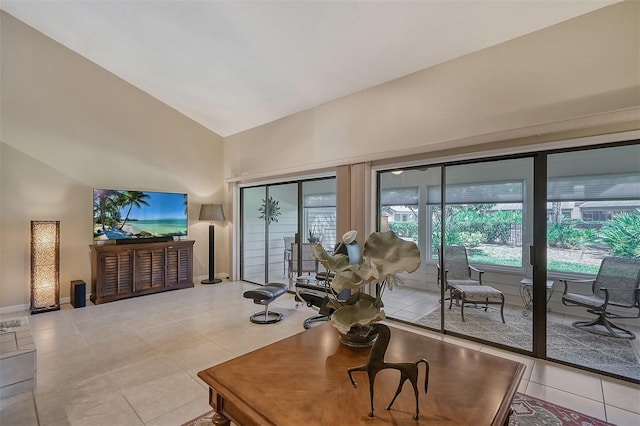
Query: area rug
[
  {"left": 180, "top": 411, "right": 215, "bottom": 426},
  {"left": 180, "top": 393, "right": 614, "bottom": 426},
  {"left": 415, "top": 307, "right": 640, "bottom": 381},
  {"left": 509, "top": 393, "right": 613, "bottom": 426}
]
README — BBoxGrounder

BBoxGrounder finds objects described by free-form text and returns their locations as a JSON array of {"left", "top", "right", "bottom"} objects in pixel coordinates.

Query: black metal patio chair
[{"left": 561, "top": 256, "right": 640, "bottom": 339}]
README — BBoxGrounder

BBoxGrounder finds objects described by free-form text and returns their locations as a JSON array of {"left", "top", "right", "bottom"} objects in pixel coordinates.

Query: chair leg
[{"left": 573, "top": 314, "right": 636, "bottom": 339}]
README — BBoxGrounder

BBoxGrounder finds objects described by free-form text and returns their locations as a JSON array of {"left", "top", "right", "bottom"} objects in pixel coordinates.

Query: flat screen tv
[{"left": 93, "top": 189, "right": 188, "bottom": 241}]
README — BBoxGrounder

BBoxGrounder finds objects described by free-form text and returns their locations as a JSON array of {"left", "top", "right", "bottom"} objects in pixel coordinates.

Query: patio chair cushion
[
  {"left": 562, "top": 292, "right": 605, "bottom": 308},
  {"left": 447, "top": 279, "right": 482, "bottom": 288},
  {"left": 453, "top": 285, "right": 503, "bottom": 300}
]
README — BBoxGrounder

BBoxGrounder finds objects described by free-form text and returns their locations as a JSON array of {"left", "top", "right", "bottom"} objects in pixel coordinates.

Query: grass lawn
[{"left": 466, "top": 245, "right": 604, "bottom": 275}]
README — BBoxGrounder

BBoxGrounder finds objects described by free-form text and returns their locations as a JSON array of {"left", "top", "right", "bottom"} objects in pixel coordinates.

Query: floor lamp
[
  {"left": 199, "top": 204, "right": 225, "bottom": 284},
  {"left": 30, "top": 220, "right": 60, "bottom": 314}
]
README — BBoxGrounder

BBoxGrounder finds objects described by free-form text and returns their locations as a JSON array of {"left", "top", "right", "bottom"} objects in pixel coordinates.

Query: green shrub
[
  {"left": 600, "top": 211, "right": 640, "bottom": 258},
  {"left": 431, "top": 205, "right": 522, "bottom": 251},
  {"left": 575, "top": 228, "right": 598, "bottom": 246},
  {"left": 548, "top": 221, "right": 572, "bottom": 248},
  {"left": 483, "top": 211, "right": 521, "bottom": 243},
  {"left": 388, "top": 221, "right": 418, "bottom": 241},
  {"left": 458, "top": 232, "right": 483, "bottom": 247},
  {"left": 547, "top": 219, "right": 604, "bottom": 250}
]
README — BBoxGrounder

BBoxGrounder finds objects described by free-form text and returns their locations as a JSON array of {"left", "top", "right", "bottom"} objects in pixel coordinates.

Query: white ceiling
[{"left": 1, "top": 0, "right": 620, "bottom": 137}]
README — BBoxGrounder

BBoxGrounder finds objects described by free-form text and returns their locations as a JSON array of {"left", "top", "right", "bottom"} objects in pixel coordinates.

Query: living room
[{"left": 1, "top": 1, "right": 639, "bottom": 425}]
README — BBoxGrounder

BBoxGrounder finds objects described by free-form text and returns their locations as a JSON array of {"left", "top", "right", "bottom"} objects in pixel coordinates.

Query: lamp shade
[
  {"left": 30, "top": 220, "right": 60, "bottom": 314},
  {"left": 199, "top": 204, "right": 225, "bottom": 221}
]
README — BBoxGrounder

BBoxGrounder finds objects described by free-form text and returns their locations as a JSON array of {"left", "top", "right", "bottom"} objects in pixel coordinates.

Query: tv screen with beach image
[{"left": 93, "top": 189, "right": 188, "bottom": 241}]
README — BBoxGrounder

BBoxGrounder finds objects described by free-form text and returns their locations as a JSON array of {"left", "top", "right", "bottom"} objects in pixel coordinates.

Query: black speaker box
[{"left": 70, "top": 280, "right": 86, "bottom": 308}]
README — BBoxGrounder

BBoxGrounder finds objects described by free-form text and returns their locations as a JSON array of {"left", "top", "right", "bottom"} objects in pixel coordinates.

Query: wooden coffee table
[{"left": 197, "top": 323, "right": 524, "bottom": 425}]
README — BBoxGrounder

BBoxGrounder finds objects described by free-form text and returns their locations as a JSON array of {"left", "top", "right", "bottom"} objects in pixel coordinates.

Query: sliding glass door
[
  {"left": 378, "top": 140, "right": 640, "bottom": 382},
  {"left": 240, "top": 184, "right": 298, "bottom": 285},
  {"left": 240, "top": 177, "right": 336, "bottom": 288},
  {"left": 266, "top": 184, "right": 298, "bottom": 284},
  {"left": 380, "top": 158, "right": 536, "bottom": 353},
  {"left": 241, "top": 187, "right": 269, "bottom": 284},
  {"left": 440, "top": 158, "right": 534, "bottom": 351},
  {"left": 546, "top": 144, "right": 640, "bottom": 380},
  {"left": 378, "top": 168, "right": 440, "bottom": 323}
]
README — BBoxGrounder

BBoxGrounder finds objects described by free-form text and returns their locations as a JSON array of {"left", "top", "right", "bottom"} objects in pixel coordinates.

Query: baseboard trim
[
  {"left": 0, "top": 304, "right": 29, "bottom": 315},
  {"left": 0, "top": 295, "right": 92, "bottom": 314}
]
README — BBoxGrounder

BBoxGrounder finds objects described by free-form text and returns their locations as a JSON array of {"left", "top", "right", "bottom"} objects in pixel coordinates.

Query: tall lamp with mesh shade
[{"left": 199, "top": 204, "right": 225, "bottom": 284}]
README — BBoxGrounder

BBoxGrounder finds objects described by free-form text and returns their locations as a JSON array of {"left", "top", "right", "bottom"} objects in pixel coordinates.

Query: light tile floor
[{"left": 0, "top": 281, "right": 638, "bottom": 426}]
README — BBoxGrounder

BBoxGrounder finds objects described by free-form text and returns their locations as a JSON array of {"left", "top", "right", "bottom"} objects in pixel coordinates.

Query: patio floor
[{"left": 382, "top": 284, "right": 640, "bottom": 382}]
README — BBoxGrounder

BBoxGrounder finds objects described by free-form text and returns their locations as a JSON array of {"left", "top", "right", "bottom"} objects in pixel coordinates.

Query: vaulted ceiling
[{"left": 0, "top": 0, "right": 620, "bottom": 137}]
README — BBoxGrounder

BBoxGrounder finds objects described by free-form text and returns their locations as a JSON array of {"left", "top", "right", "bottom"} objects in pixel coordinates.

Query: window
[
  {"left": 429, "top": 180, "right": 525, "bottom": 267},
  {"left": 380, "top": 186, "right": 419, "bottom": 241},
  {"left": 303, "top": 184, "right": 337, "bottom": 251},
  {"left": 547, "top": 151, "right": 640, "bottom": 275}
]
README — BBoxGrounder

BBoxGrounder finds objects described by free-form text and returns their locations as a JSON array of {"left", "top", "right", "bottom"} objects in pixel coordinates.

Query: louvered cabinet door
[
  {"left": 91, "top": 241, "right": 194, "bottom": 304},
  {"left": 135, "top": 248, "right": 166, "bottom": 291},
  {"left": 97, "top": 250, "right": 134, "bottom": 299},
  {"left": 166, "top": 244, "right": 193, "bottom": 287}
]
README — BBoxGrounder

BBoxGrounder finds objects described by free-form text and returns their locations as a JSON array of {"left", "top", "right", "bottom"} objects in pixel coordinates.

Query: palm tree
[
  {"left": 94, "top": 189, "right": 118, "bottom": 232},
  {"left": 118, "top": 191, "right": 151, "bottom": 231}
]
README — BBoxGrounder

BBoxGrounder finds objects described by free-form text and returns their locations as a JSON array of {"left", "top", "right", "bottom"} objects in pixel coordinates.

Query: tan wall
[
  {"left": 0, "top": 11, "right": 225, "bottom": 309},
  {"left": 224, "top": 1, "right": 640, "bottom": 180}
]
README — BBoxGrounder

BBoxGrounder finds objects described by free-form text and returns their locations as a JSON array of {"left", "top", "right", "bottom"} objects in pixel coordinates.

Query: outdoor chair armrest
[
  {"left": 598, "top": 286, "right": 638, "bottom": 291},
  {"left": 469, "top": 265, "right": 484, "bottom": 284},
  {"left": 560, "top": 278, "right": 595, "bottom": 283},
  {"left": 560, "top": 278, "right": 595, "bottom": 295},
  {"left": 435, "top": 265, "right": 447, "bottom": 288}
]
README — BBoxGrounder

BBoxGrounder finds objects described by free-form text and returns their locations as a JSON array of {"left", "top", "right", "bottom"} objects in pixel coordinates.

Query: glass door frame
[
  {"left": 376, "top": 152, "right": 545, "bottom": 358},
  {"left": 440, "top": 154, "right": 542, "bottom": 357},
  {"left": 376, "top": 138, "right": 640, "bottom": 379},
  {"left": 239, "top": 176, "right": 337, "bottom": 286}
]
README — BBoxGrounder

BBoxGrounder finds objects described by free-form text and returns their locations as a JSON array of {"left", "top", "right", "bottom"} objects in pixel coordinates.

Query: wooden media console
[{"left": 90, "top": 240, "right": 194, "bottom": 304}]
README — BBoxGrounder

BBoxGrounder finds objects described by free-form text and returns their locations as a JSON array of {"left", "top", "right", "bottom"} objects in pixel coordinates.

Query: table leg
[
  {"left": 209, "top": 392, "right": 231, "bottom": 426},
  {"left": 520, "top": 282, "right": 554, "bottom": 315},
  {"left": 210, "top": 412, "right": 231, "bottom": 426},
  {"left": 519, "top": 284, "right": 533, "bottom": 316},
  {"left": 546, "top": 287, "right": 554, "bottom": 312}
]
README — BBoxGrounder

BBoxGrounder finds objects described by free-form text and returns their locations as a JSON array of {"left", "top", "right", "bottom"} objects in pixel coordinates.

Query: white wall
[
  {"left": 223, "top": 1, "right": 639, "bottom": 180},
  {"left": 0, "top": 11, "right": 225, "bottom": 309}
]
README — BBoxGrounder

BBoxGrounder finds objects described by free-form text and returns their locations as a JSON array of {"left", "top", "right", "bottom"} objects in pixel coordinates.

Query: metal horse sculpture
[{"left": 347, "top": 323, "right": 429, "bottom": 420}]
